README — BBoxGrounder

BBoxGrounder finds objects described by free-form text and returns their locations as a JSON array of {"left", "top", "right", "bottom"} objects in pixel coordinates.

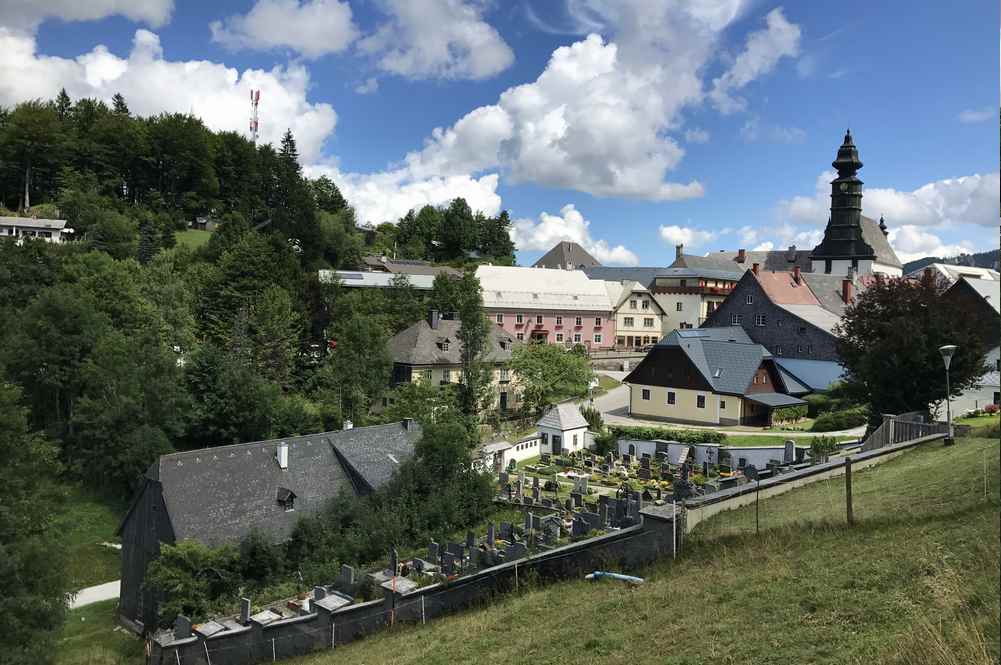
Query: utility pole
[{"left": 845, "top": 456, "right": 854, "bottom": 525}]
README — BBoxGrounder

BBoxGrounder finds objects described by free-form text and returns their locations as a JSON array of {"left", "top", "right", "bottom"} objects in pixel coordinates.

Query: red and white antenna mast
[{"left": 249, "top": 89, "right": 261, "bottom": 144}]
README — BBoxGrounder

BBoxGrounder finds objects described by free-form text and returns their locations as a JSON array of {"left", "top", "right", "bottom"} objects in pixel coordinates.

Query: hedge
[
  {"left": 810, "top": 408, "right": 868, "bottom": 432},
  {"left": 772, "top": 404, "right": 807, "bottom": 422},
  {"left": 608, "top": 424, "right": 726, "bottom": 444}
]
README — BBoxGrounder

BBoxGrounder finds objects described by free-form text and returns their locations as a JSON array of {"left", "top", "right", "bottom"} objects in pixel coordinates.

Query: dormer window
[
  {"left": 277, "top": 487, "right": 296, "bottom": 512},
  {"left": 442, "top": 341, "right": 449, "bottom": 351}
]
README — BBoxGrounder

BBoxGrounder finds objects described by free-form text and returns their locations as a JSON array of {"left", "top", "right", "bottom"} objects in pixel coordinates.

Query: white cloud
[
  {"left": 0, "top": 28, "right": 336, "bottom": 163},
  {"left": 739, "top": 115, "right": 805, "bottom": 143},
  {"left": 511, "top": 204, "right": 639, "bottom": 266},
  {"left": 709, "top": 8, "right": 801, "bottom": 114},
  {"left": 957, "top": 107, "right": 995, "bottom": 124},
  {"left": 209, "top": 0, "right": 358, "bottom": 59},
  {"left": 795, "top": 52, "right": 815, "bottom": 78},
  {"left": 752, "top": 241, "right": 774, "bottom": 251},
  {"left": 778, "top": 169, "right": 1001, "bottom": 229},
  {"left": 358, "top": 0, "right": 514, "bottom": 80},
  {"left": 354, "top": 77, "right": 379, "bottom": 95},
  {"left": 684, "top": 127, "right": 710, "bottom": 143},
  {"left": 0, "top": 0, "right": 173, "bottom": 34},
  {"left": 888, "top": 225, "right": 976, "bottom": 263},
  {"left": 658, "top": 224, "right": 717, "bottom": 248}
]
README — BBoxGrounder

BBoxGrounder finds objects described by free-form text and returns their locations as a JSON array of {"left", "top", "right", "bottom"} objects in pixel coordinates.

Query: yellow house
[
  {"left": 606, "top": 280, "right": 668, "bottom": 349},
  {"left": 624, "top": 327, "right": 806, "bottom": 426},
  {"left": 388, "top": 312, "right": 522, "bottom": 412}
]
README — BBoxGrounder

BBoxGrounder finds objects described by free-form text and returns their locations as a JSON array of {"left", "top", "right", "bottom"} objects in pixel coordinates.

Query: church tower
[{"left": 810, "top": 130, "right": 877, "bottom": 275}]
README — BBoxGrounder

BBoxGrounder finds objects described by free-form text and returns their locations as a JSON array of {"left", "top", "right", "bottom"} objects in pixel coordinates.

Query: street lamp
[{"left": 939, "top": 345, "right": 957, "bottom": 446}]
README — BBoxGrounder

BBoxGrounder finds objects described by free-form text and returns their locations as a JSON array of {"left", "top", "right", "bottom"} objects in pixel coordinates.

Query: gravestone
[
  {"left": 313, "top": 586, "right": 326, "bottom": 601},
  {"left": 605, "top": 453, "right": 614, "bottom": 465},
  {"left": 441, "top": 554, "right": 456, "bottom": 576},
  {"left": 641, "top": 488, "right": 653, "bottom": 502},
  {"left": 505, "top": 483, "right": 513, "bottom": 500},
  {"left": 702, "top": 461, "right": 710, "bottom": 476},
  {"left": 656, "top": 486, "right": 663, "bottom": 501},
  {"left": 540, "top": 453, "right": 551, "bottom": 464},
  {"left": 505, "top": 542, "right": 528, "bottom": 560},
  {"left": 640, "top": 456, "right": 650, "bottom": 469},
  {"left": 240, "top": 598, "right": 251, "bottom": 624},
  {"left": 784, "top": 440, "right": 795, "bottom": 464},
  {"left": 572, "top": 516, "right": 587, "bottom": 538},
  {"left": 542, "top": 516, "right": 560, "bottom": 544},
  {"left": 543, "top": 479, "right": 560, "bottom": 492},
  {"left": 571, "top": 492, "right": 583, "bottom": 508},
  {"left": 174, "top": 615, "right": 192, "bottom": 639},
  {"left": 446, "top": 542, "right": 464, "bottom": 558},
  {"left": 599, "top": 502, "right": 609, "bottom": 526},
  {"left": 523, "top": 496, "right": 534, "bottom": 506},
  {"left": 466, "top": 530, "right": 476, "bottom": 549},
  {"left": 581, "top": 511, "right": 602, "bottom": 533},
  {"left": 336, "top": 564, "right": 356, "bottom": 592},
  {"left": 499, "top": 522, "right": 513, "bottom": 542},
  {"left": 487, "top": 522, "right": 495, "bottom": 548},
  {"left": 657, "top": 451, "right": 671, "bottom": 466},
  {"left": 637, "top": 467, "right": 651, "bottom": 480},
  {"left": 584, "top": 458, "right": 593, "bottom": 468},
  {"left": 499, "top": 471, "right": 509, "bottom": 486},
  {"left": 737, "top": 457, "right": 747, "bottom": 469},
  {"left": 541, "top": 498, "right": 552, "bottom": 507},
  {"left": 565, "top": 498, "right": 573, "bottom": 512},
  {"left": 428, "top": 541, "right": 440, "bottom": 563},
  {"left": 622, "top": 453, "right": 632, "bottom": 465},
  {"left": 598, "top": 494, "right": 609, "bottom": 507},
  {"left": 573, "top": 475, "right": 589, "bottom": 495},
  {"left": 524, "top": 511, "right": 533, "bottom": 532},
  {"left": 744, "top": 464, "right": 758, "bottom": 480},
  {"left": 533, "top": 475, "right": 540, "bottom": 488},
  {"left": 532, "top": 486, "right": 541, "bottom": 501},
  {"left": 601, "top": 464, "right": 610, "bottom": 474},
  {"left": 661, "top": 467, "right": 672, "bottom": 481},
  {"left": 626, "top": 499, "right": 640, "bottom": 525},
  {"left": 389, "top": 548, "right": 399, "bottom": 575},
  {"left": 519, "top": 472, "right": 527, "bottom": 489}
]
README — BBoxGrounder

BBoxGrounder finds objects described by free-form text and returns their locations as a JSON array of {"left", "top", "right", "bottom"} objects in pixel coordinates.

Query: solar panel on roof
[{"left": 340, "top": 273, "right": 363, "bottom": 280}]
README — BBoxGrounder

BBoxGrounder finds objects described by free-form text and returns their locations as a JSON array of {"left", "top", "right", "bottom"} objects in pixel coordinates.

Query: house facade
[
  {"left": 0, "top": 216, "right": 72, "bottom": 243},
  {"left": 624, "top": 327, "right": 806, "bottom": 426},
  {"left": 650, "top": 263, "right": 743, "bottom": 331},
  {"left": 607, "top": 280, "right": 668, "bottom": 349},
  {"left": 476, "top": 265, "right": 616, "bottom": 349},
  {"left": 117, "top": 421, "right": 422, "bottom": 633},
  {"left": 941, "top": 277, "right": 1001, "bottom": 415},
  {"left": 537, "top": 402, "right": 590, "bottom": 455},
  {"left": 388, "top": 311, "right": 522, "bottom": 412}
]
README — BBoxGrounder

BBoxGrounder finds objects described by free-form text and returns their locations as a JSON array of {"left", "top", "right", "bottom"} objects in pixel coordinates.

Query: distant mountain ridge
[{"left": 903, "top": 248, "right": 999, "bottom": 274}]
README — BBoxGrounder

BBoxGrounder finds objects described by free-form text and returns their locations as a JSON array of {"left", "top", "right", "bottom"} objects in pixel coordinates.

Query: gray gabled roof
[
  {"left": 744, "top": 393, "right": 806, "bottom": 407},
  {"left": 533, "top": 241, "right": 600, "bottom": 270},
  {"left": 859, "top": 216, "right": 903, "bottom": 269},
  {"left": 582, "top": 266, "right": 662, "bottom": 288},
  {"left": 958, "top": 277, "right": 1001, "bottom": 315},
  {"left": 654, "top": 327, "right": 770, "bottom": 394},
  {"left": 537, "top": 402, "right": 588, "bottom": 431},
  {"left": 774, "top": 358, "right": 846, "bottom": 391},
  {"left": 389, "top": 318, "right": 518, "bottom": 366},
  {"left": 800, "top": 273, "right": 855, "bottom": 316},
  {"left": 149, "top": 422, "right": 420, "bottom": 547},
  {"left": 673, "top": 249, "right": 812, "bottom": 273}
]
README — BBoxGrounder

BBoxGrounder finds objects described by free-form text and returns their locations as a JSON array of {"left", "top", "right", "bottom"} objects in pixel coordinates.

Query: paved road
[{"left": 70, "top": 580, "right": 120, "bottom": 609}]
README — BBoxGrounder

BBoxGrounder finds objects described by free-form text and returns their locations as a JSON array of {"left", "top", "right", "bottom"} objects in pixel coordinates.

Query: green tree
[
  {"left": 111, "top": 92, "right": 129, "bottom": 115},
  {"left": 318, "top": 316, "right": 393, "bottom": 425},
  {"left": 248, "top": 285, "right": 303, "bottom": 388},
  {"left": 86, "top": 210, "right": 137, "bottom": 260},
  {"left": 836, "top": 274, "right": 992, "bottom": 420},
  {"left": 145, "top": 540, "right": 241, "bottom": 627},
  {"left": 0, "top": 100, "right": 65, "bottom": 209},
  {"left": 0, "top": 384, "right": 70, "bottom": 664},
  {"left": 439, "top": 197, "right": 476, "bottom": 260},
  {"left": 380, "top": 381, "right": 461, "bottom": 427},
  {"left": 384, "top": 274, "right": 428, "bottom": 334},
  {"left": 454, "top": 271, "right": 490, "bottom": 421},
  {"left": 309, "top": 175, "right": 347, "bottom": 214},
  {"left": 55, "top": 88, "right": 72, "bottom": 120},
  {"left": 479, "top": 210, "right": 516, "bottom": 263},
  {"left": 508, "top": 342, "right": 594, "bottom": 417}
]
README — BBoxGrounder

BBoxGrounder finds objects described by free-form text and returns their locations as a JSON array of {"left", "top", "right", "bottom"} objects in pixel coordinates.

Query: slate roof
[
  {"left": 361, "top": 255, "right": 459, "bottom": 276},
  {"left": 744, "top": 393, "right": 807, "bottom": 407},
  {"left": 773, "top": 358, "right": 846, "bottom": 391},
  {"left": 641, "top": 327, "right": 773, "bottom": 395},
  {"left": 582, "top": 266, "right": 662, "bottom": 288},
  {"left": 674, "top": 248, "right": 812, "bottom": 272},
  {"left": 800, "top": 273, "right": 856, "bottom": 317},
  {"left": 533, "top": 241, "right": 600, "bottom": 270},
  {"left": 389, "top": 318, "right": 518, "bottom": 366},
  {"left": 653, "top": 266, "right": 745, "bottom": 282},
  {"left": 0, "top": 216, "right": 67, "bottom": 230},
  {"left": 537, "top": 402, "right": 588, "bottom": 431},
  {"left": 773, "top": 365, "right": 812, "bottom": 395},
  {"left": 148, "top": 422, "right": 421, "bottom": 547},
  {"left": 959, "top": 277, "right": 1001, "bottom": 315},
  {"left": 859, "top": 216, "right": 903, "bottom": 269},
  {"left": 776, "top": 304, "right": 842, "bottom": 334}
]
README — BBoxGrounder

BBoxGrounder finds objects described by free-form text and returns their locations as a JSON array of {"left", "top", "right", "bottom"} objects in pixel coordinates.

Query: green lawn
[
  {"left": 722, "top": 433, "right": 857, "bottom": 447},
  {"left": 175, "top": 228, "right": 212, "bottom": 250},
  {"left": 591, "top": 374, "right": 622, "bottom": 397},
  {"left": 52, "top": 485, "right": 125, "bottom": 591},
  {"left": 957, "top": 413, "right": 1000, "bottom": 428},
  {"left": 288, "top": 437, "right": 999, "bottom": 665},
  {"left": 56, "top": 600, "right": 143, "bottom": 665}
]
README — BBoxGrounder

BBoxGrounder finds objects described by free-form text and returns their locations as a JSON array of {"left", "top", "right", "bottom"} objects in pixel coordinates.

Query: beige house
[
  {"left": 649, "top": 265, "right": 742, "bottom": 331},
  {"left": 605, "top": 280, "right": 668, "bottom": 349},
  {"left": 388, "top": 311, "right": 522, "bottom": 412},
  {"left": 624, "top": 327, "right": 806, "bottom": 427}
]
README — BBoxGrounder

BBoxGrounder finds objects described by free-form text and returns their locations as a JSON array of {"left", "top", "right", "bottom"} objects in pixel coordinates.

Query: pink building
[{"left": 475, "top": 265, "right": 616, "bottom": 349}]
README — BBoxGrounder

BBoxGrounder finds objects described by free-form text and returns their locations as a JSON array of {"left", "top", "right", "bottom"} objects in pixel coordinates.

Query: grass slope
[
  {"left": 53, "top": 485, "right": 124, "bottom": 591},
  {"left": 175, "top": 229, "right": 211, "bottom": 250},
  {"left": 289, "top": 437, "right": 999, "bottom": 665},
  {"left": 56, "top": 600, "right": 144, "bottom": 665}
]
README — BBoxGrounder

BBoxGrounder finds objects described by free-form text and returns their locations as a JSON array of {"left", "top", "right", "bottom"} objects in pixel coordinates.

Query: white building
[
  {"left": 0, "top": 217, "right": 72, "bottom": 243},
  {"left": 605, "top": 280, "right": 668, "bottom": 349},
  {"left": 538, "top": 402, "right": 589, "bottom": 455},
  {"left": 906, "top": 263, "right": 1000, "bottom": 284}
]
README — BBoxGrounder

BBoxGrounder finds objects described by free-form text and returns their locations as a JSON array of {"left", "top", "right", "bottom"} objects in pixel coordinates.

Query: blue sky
[{"left": 3, "top": 1, "right": 998, "bottom": 266}]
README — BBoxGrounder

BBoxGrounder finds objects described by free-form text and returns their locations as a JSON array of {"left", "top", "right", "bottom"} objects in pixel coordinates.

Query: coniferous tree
[
  {"left": 55, "top": 88, "right": 71, "bottom": 120},
  {"left": 111, "top": 92, "right": 129, "bottom": 115}
]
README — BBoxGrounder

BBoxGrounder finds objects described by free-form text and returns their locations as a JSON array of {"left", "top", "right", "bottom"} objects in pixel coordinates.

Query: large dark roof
[
  {"left": 582, "top": 266, "right": 662, "bottom": 288},
  {"left": 533, "top": 241, "right": 600, "bottom": 270},
  {"left": 859, "top": 216, "right": 903, "bottom": 269},
  {"left": 149, "top": 422, "right": 421, "bottom": 547},
  {"left": 362, "top": 255, "right": 460, "bottom": 276},
  {"left": 389, "top": 318, "right": 518, "bottom": 365},
  {"left": 799, "top": 273, "right": 854, "bottom": 316}
]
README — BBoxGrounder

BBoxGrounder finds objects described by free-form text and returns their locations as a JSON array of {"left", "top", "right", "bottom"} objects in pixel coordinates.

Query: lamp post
[{"left": 939, "top": 345, "right": 957, "bottom": 446}]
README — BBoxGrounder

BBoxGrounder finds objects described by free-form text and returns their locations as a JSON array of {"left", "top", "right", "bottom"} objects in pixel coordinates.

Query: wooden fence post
[{"left": 845, "top": 457, "right": 854, "bottom": 525}]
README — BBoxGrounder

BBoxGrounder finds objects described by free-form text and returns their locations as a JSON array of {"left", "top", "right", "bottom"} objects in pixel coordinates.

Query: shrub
[
  {"left": 608, "top": 424, "right": 725, "bottom": 444},
  {"left": 984, "top": 403, "right": 999, "bottom": 415},
  {"left": 803, "top": 393, "right": 833, "bottom": 418},
  {"left": 808, "top": 436, "right": 839, "bottom": 463},
  {"left": 811, "top": 407, "right": 868, "bottom": 432},
  {"left": 773, "top": 404, "right": 807, "bottom": 423},
  {"left": 580, "top": 405, "right": 603, "bottom": 431}
]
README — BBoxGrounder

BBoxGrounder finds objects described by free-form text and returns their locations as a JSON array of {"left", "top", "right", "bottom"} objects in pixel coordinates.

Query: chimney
[
  {"left": 736, "top": 249, "right": 746, "bottom": 263},
  {"left": 428, "top": 309, "right": 440, "bottom": 329},
  {"left": 793, "top": 265, "right": 802, "bottom": 284},
  {"left": 751, "top": 262, "right": 759, "bottom": 275},
  {"left": 343, "top": 419, "right": 353, "bottom": 430},
  {"left": 842, "top": 277, "right": 854, "bottom": 304},
  {"left": 922, "top": 267, "right": 934, "bottom": 284},
  {"left": 276, "top": 442, "right": 289, "bottom": 469},
  {"left": 675, "top": 244, "right": 684, "bottom": 260},
  {"left": 403, "top": 417, "right": 415, "bottom": 431},
  {"left": 787, "top": 245, "right": 797, "bottom": 262}
]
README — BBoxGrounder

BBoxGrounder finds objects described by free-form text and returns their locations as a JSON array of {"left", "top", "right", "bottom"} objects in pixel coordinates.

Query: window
[
  {"left": 798, "top": 326, "right": 806, "bottom": 335},
  {"left": 624, "top": 317, "right": 635, "bottom": 327},
  {"left": 806, "top": 344, "right": 813, "bottom": 354},
  {"left": 422, "top": 368, "right": 433, "bottom": 381},
  {"left": 720, "top": 399, "right": 726, "bottom": 410},
  {"left": 752, "top": 376, "right": 758, "bottom": 384},
  {"left": 441, "top": 369, "right": 452, "bottom": 383},
  {"left": 676, "top": 302, "right": 683, "bottom": 312},
  {"left": 516, "top": 314, "right": 524, "bottom": 324},
  {"left": 776, "top": 345, "right": 783, "bottom": 356},
  {"left": 667, "top": 391, "right": 676, "bottom": 405},
  {"left": 555, "top": 315, "right": 563, "bottom": 326},
  {"left": 441, "top": 341, "right": 450, "bottom": 351},
  {"left": 283, "top": 496, "right": 295, "bottom": 512},
  {"left": 644, "top": 318, "right": 655, "bottom": 327},
  {"left": 595, "top": 317, "right": 602, "bottom": 326},
  {"left": 797, "top": 344, "right": 803, "bottom": 353},
  {"left": 754, "top": 314, "right": 766, "bottom": 327},
  {"left": 824, "top": 259, "right": 832, "bottom": 274},
  {"left": 516, "top": 333, "right": 524, "bottom": 340},
  {"left": 641, "top": 300, "right": 650, "bottom": 310},
  {"left": 994, "top": 392, "right": 1000, "bottom": 405},
  {"left": 696, "top": 395, "right": 706, "bottom": 409},
  {"left": 617, "top": 336, "right": 625, "bottom": 346},
  {"left": 680, "top": 279, "right": 687, "bottom": 287},
  {"left": 536, "top": 315, "right": 543, "bottom": 324},
  {"left": 996, "top": 359, "right": 1000, "bottom": 372},
  {"left": 641, "top": 389, "right": 651, "bottom": 400},
  {"left": 573, "top": 333, "right": 582, "bottom": 343},
  {"left": 573, "top": 434, "right": 578, "bottom": 447},
  {"left": 745, "top": 294, "right": 754, "bottom": 305},
  {"left": 730, "top": 314, "right": 743, "bottom": 325},
  {"left": 629, "top": 300, "right": 637, "bottom": 309},
  {"left": 556, "top": 333, "right": 564, "bottom": 342},
  {"left": 575, "top": 316, "right": 583, "bottom": 326},
  {"left": 541, "top": 432, "right": 548, "bottom": 445},
  {"left": 499, "top": 368, "right": 509, "bottom": 381},
  {"left": 593, "top": 334, "right": 602, "bottom": 344}
]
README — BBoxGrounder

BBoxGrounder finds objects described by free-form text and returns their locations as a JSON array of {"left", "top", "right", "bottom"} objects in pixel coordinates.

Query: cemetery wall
[{"left": 151, "top": 508, "right": 680, "bottom": 665}]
